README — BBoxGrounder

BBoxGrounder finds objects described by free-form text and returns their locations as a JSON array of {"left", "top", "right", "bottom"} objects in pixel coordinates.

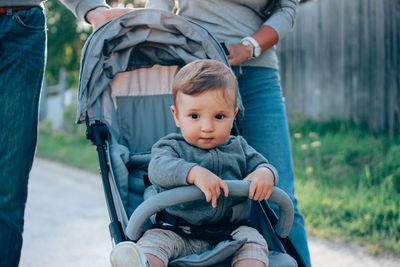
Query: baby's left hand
[{"left": 243, "top": 167, "right": 275, "bottom": 201}]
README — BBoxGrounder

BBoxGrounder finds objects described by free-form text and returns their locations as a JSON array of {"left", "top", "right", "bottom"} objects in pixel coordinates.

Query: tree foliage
[{"left": 44, "top": 1, "right": 91, "bottom": 87}]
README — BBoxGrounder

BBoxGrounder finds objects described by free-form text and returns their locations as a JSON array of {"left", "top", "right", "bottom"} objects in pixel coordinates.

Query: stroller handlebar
[{"left": 126, "top": 180, "right": 294, "bottom": 241}]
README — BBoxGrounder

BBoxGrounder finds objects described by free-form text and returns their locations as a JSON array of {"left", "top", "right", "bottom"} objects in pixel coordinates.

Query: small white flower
[
  {"left": 311, "top": 141, "right": 321, "bottom": 148},
  {"left": 306, "top": 166, "right": 314, "bottom": 174},
  {"left": 309, "top": 132, "right": 318, "bottom": 138},
  {"left": 294, "top": 133, "right": 302, "bottom": 139}
]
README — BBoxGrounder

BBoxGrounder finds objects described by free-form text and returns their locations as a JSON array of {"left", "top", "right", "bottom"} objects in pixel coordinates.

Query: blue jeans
[
  {"left": 0, "top": 7, "right": 46, "bottom": 267},
  {"left": 233, "top": 66, "right": 311, "bottom": 267}
]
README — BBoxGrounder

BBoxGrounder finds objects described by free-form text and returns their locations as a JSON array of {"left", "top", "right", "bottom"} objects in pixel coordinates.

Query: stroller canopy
[{"left": 77, "top": 8, "right": 231, "bottom": 123}]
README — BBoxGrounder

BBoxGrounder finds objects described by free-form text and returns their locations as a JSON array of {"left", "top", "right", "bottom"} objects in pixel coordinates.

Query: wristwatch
[{"left": 240, "top": 36, "right": 261, "bottom": 58}]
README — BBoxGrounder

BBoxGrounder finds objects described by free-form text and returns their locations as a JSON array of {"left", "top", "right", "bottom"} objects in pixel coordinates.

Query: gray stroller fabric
[
  {"left": 77, "top": 8, "right": 238, "bottom": 125},
  {"left": 169, "top": 239, "right": 247, "bottom": 267}
]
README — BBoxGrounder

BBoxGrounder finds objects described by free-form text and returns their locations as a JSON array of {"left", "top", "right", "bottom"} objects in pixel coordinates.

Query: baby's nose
[{"left": 201, "top": 120, "right": 213, "bottom": 132}]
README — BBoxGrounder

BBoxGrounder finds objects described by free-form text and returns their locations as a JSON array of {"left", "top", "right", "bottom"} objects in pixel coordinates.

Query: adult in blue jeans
[
  {"left": 0, "top": 2, "right": 133, "bottom": 266},
  {"left": 145, "top": 0, "right": 311, "bottom": 266}
]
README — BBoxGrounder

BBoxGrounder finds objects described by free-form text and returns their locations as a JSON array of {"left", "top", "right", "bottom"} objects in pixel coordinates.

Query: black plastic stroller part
[
  {"left": 261, "top": 200, "right": 307, "bottom": 267},
  {"left": 86, "top": 119, "right": 126, "bottom": 244},
  {"left": 220, "top": 42, "right": 230, "bottom": 56}
]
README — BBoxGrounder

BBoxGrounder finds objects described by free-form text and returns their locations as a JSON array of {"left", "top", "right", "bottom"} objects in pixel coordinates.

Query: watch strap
[
  {"left": 241, "top": 36, "right": 261, "bottom": 58},
  {"left": 240, "top": 38, "right": 254, "bottom": 59}
]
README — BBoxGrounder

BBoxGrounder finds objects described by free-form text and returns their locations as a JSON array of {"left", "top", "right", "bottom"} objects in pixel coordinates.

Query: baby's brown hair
[{"left": 172, "top": 59, "right": 238, "bottom": 107}]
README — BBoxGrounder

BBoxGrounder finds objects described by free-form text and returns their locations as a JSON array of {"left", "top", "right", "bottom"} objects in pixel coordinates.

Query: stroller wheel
[{"left": 110, "top": 241, "right": 149, "bottom": 267}]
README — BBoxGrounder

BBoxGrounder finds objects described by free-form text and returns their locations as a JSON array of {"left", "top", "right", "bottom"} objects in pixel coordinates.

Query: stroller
[{"left": 77, "top": 9, "right": 305, "bottom": 267}]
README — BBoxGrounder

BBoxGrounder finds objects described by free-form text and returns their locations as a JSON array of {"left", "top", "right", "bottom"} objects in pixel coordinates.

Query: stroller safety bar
[{"left": 126, "top": 180, "right": 294, "bottom": 241}]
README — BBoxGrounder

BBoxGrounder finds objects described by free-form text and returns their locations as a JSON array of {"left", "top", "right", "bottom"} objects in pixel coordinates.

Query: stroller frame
[{"left": 78, "top": 9, "right": 306, "bottom": 267}]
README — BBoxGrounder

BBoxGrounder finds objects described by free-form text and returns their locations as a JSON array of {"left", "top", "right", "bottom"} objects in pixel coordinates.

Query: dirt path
[
  {"left": 19, "top": 158, "right": 400, "bottom": 267},
  {"left": 308, "top": 235, "right": 400, "bottom": 267}
]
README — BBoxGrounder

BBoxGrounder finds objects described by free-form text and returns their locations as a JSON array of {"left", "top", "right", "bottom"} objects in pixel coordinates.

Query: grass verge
[
  {"left": 36, "top": 121, "right": 98, "bottom": 172},
  {"left": 290, "top": 121, "right": 400, "bottom": 256}
]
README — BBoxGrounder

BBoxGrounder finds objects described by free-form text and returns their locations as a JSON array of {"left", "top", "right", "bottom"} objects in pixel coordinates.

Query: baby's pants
[{"left": 137, "top": 225, "right": 269, "bottom": 266}]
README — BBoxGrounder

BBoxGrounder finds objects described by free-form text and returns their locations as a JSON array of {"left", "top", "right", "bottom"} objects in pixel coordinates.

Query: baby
[{"left": 111, "top": 59, "right": 279, "bottom": 267}]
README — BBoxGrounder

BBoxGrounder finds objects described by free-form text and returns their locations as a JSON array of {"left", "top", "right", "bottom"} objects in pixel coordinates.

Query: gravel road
[{"left": 19, "top": 158, "right": 400, "bottom": 267}]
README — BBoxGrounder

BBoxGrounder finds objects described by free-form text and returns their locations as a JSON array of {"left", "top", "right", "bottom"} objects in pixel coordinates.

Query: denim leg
[
  {"left": 233, "top": 66, "right": 311, "bottom": 267},
  {"left": 0, "top": 7, "right": 46, "bottom": 267}
]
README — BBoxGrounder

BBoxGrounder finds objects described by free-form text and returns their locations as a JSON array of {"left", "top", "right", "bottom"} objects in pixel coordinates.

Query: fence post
[{"left": 58, "top": 68, "right": 66, "bottom": 130}]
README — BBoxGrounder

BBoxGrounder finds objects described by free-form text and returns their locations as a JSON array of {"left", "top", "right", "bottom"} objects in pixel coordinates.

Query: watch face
[{"left": 242, "top": 40, "right": 250, "bottom": 46}]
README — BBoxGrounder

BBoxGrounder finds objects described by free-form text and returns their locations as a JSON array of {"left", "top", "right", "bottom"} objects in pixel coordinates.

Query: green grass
[
  {"left": 290, "top": 121, "right": 400, "bottom": 256},
  {"left": 36, "top": 120, "right": 99, "bottom": 173},
  {"left": 36, "top": 114, "right": 400, "bottom": 256}
]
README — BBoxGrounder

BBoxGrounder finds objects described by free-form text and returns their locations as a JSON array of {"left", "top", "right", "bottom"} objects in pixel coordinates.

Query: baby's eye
[
  {"left": 215, "top": 114, "right": 225, "bottom": 120},
  {"left": 190, "top": 114, "right": 199, "bottom": 119}
]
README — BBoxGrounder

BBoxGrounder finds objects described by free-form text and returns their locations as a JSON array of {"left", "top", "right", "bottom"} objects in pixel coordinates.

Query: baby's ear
[
  {"left": 234, "top": 107, "right": 239, "bottom": 116},
  {"left": 170, "top": 105, "right": 180, "bottom": 128}
]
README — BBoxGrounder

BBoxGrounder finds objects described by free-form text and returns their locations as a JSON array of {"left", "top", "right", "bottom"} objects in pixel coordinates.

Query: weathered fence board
[{"left": 278, "top": 0, "right": 400, "bottom": 134}]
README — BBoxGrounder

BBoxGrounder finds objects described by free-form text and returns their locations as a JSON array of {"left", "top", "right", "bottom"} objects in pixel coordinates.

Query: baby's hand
[
  {"left": 187, "top": 165, "right": 229, "bottom": 208},
  {"left": 244, "top": 167, "right": 275, "bottom": 201}
]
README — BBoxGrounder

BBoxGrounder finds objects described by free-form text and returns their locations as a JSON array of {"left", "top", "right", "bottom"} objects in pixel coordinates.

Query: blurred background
[{"left": 37, "top": 0, "right": 399, "bottom": 259}]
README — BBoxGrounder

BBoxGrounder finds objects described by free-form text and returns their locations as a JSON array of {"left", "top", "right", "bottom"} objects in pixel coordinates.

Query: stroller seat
[{"left": 77, "top": 8, "right": 304, "bottom": 267}]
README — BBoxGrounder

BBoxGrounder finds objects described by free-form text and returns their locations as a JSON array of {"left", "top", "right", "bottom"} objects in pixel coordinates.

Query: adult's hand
[
  {"left": 227, "top": 25, "right": 279, "bottom": 66},
  {"left": 86, "top": 6, "right": 134, "bottom": 30},
  {"left": 226, "top": 43, "right": 251, "bottom": 66}
]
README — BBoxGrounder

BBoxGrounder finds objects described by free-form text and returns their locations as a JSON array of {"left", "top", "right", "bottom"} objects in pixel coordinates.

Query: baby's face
[{"left": 171, "top": 89, "right": 238, "bottom": 149}]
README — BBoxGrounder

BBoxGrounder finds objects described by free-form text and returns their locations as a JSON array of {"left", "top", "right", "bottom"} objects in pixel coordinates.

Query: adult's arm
[
  {"left": 227, "top": 0, "right": 297, "bottom": 65},
  {"left": 85, "top": 6, "right": 133, "bottom": 30},
  {"left": 60, "top": 0, "right": 133, "bottom": 30},
  {"left": 263, "top": 0, "right": 297, "bottom": 41},
  {"left": 59, "top": 0, "right": 108, "bottom": 22},
  {"left": 248, "top": 0, "right": 298, "bottom": 50}
]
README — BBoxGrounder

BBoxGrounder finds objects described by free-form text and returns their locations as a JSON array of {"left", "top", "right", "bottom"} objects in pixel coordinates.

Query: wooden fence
[{"left": 278, "top": 0, "right": 400, "bottom": 134}]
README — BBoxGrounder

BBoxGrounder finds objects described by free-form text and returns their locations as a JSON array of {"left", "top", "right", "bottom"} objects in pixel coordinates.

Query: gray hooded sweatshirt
[{"left": 148, "top": 133, "right": 278, "bottom": 226}]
